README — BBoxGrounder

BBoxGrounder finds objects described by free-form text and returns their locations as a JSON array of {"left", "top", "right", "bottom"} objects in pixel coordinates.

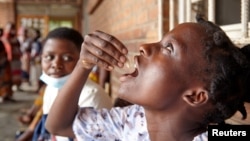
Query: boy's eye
[
  {"left": 42, "top": 54, "right": 73, "bottom": 62},
  {"left": 62, "top": 55, "right": 72, "bottom": 61},
  {"left": 163, "top": 42, "right": 173, "bottom": 52},
  {"left": 43, "top": 55, "right": 54, "bottom": 61}
]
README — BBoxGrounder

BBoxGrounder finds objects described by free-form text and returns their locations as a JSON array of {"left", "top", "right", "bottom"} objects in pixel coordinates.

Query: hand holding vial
[
  {"left": 80, "top": 30, "right": 139, "bottom": 73},
  {"left": 115, "top": 52, "right": 138, "bottom": 74}
]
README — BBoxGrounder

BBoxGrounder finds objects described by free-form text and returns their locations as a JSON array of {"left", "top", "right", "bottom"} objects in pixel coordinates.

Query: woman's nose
[{"left": 139, "top": 43, "right": 155, "bottom": 57}]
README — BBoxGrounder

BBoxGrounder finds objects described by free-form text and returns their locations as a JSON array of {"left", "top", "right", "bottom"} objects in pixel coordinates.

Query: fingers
[
  {"left": 89, "top": 31, "right": 127, "bottom": 63},
  {"left": 81, "top": 30, "right": 128, "bottom": 71},
  {"left": 93, "top": 30, "right": 128, "bottom": 55},
  {"left": 81, "top": 42, "right": 118, "bottom": 70}
]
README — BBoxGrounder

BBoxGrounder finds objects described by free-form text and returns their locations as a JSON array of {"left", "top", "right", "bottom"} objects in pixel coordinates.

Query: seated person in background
[
  {"left": 16, "top": 107, "right": 43, "bottom": 141},
  {"left": 18, "top": 84, "right": 46, "bottom": 125},
  {"left": 45, "top": 15, "right": 250, "bottom": 141},
  {"left": 16, "top": 27, "right": 112, "bottom": 141}
]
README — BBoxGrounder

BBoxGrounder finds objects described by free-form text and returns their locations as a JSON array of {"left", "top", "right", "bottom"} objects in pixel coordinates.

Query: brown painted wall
[
  {"left": 0, "top": 0, "right": 170, "bottom": 103},
  {"left": 86, "top": 0, "right": 169, "bottom": 101},
  {"left": 0, "top": 1, "right": 16, "bottom": 28}
]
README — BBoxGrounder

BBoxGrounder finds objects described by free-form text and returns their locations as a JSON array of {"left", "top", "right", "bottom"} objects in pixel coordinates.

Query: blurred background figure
[
  {"left": 1, "top": 22, "right": 22, "bottom": 98},
  {"left": 19, "top": 26, "right": 33, "bottom": 87},
  {"left": 30, "top": 28, "right": 43, "bottom": 92},
  {"left": 18, "top": 26, "right": 44, "bottom": 92},
  {"left": 0, "top": 27, "right": 13, "bottom": 103}
]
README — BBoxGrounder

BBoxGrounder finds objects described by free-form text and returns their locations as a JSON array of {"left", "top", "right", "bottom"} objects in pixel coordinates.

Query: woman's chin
[
  {"left": 117, "top": 86, "right": 133, "bottom": 99},
  {"left": 118, "top": 81, "right": 138, "bottom": 102},
  {"left": 117, "top": 87, "right": 127, "bottom": 97}
]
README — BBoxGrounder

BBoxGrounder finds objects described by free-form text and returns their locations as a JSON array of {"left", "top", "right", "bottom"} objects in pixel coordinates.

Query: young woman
[{"left": 46, "top": 16, "right": 250, "bottom": 141}]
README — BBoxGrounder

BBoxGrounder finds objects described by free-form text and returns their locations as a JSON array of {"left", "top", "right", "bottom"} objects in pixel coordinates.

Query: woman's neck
[{"left": 144, "top": 109, "right": 205, "bottom": 141}]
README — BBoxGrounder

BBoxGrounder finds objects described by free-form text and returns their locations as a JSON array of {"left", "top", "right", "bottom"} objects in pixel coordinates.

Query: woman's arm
[
  {"left": 46, "top": 61, "right": 91, "bottom": 137},
  {"left": 45, "top": 30, "right": 128, "bottom": 137}
]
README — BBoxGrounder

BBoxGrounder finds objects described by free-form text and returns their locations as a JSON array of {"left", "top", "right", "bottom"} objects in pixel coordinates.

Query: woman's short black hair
[{"left": 195, "top": 14, "right": 250, "bottom": 125}]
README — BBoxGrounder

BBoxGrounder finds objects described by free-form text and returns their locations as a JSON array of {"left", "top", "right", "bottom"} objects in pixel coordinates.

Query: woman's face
[
  {"left": 118, "top": 23, "right": 207, "bottom": 109},
  {"left": 41, "top": 38, "right": 79, "bottom": 78}
]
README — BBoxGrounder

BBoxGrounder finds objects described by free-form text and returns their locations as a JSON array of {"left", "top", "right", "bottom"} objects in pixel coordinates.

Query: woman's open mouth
[{"left": 119, "top": 56, "right": 139, "bottom": 82}]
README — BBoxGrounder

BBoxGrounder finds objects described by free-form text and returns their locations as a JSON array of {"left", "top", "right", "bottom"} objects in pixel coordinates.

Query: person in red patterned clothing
[
  {"left": 1, "top": 22, "right": 22, "bottom": 95},
  {"left": 0, "top": 27, "right": 13, "bottom": 102}
]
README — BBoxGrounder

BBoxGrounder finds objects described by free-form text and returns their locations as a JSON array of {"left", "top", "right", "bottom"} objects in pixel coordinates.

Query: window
[
  {"left": 17, "top": 15, "right": 48, "bottom": 38},
  {"left": 172, "top": 0, "right": 250, "bottom": 45}
]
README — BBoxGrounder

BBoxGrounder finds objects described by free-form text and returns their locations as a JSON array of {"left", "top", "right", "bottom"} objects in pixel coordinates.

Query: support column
[
  {"left": 208, "top": 0, "right": 215, "bottom": 22},
  {"left": 241, "top": 0, "right": 249, "bottom": 38}
]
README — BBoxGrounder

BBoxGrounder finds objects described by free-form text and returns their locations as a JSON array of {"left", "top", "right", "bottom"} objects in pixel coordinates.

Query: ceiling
[
  {"left": 16, "top": 0, "right": 82, "bottom": 17},
  {"left": 16, "top": 0, "right": 82, "bottom": 5}
]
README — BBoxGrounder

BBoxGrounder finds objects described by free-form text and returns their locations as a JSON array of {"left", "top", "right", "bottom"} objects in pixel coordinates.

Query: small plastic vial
[{"left": 115, "top": 52, "right": 137, "bottom": 73}]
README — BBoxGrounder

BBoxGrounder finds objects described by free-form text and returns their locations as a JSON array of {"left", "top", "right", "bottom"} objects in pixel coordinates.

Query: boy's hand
[{"left": 80, "top": 30, "right": 128, "bottom": 71}]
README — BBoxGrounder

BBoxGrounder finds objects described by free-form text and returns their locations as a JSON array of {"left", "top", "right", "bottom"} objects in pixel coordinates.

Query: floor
[
  {"left": 0, "top": 64, "right": 41, "bottom": 140},
  {"left": 0, "top": 86, "right": 37, "bottom": 141}
]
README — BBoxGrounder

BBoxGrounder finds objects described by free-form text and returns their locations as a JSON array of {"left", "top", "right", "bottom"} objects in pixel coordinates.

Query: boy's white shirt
[
  {"left": 43, "top": 78, "right": 112, "bottom": 114},
  {"left": 43, "top": 78, "right": 112, "bottom": 141}
]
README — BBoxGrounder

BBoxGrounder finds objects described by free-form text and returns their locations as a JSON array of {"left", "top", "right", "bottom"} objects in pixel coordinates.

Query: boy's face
[
  {"left": 41, "top": 38, "right": 80, "bottom": 78},
  {"left": 118, "top": 23, "right": 207, "bottom": 109}
]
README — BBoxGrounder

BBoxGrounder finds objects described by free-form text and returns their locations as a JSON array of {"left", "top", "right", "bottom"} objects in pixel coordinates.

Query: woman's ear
[{"left": 182, "top": 88, "right": 209, "bottom": 107}]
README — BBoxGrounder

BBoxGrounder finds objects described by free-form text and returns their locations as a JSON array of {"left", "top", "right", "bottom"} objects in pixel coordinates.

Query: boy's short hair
[{"left": 44, "top": 27, "right": 83, "bottom": 51}]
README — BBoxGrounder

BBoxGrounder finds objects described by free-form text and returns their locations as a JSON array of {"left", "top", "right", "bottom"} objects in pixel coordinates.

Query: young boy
[
  {"left": 46, "top": 16, "right": 250, "bottom": 141},
  {"left": 16, "top": 27, "right": 112, "bottom": 141}
]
